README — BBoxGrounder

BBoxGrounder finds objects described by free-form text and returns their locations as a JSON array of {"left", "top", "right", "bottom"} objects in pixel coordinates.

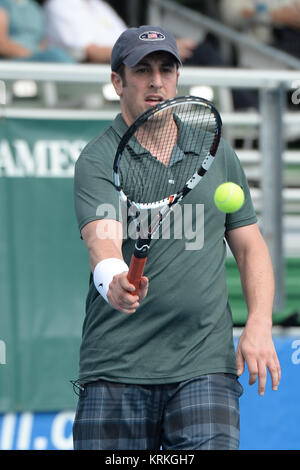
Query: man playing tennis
[{"left": 73, "top": 25, "right": 281, "bottom": 450}]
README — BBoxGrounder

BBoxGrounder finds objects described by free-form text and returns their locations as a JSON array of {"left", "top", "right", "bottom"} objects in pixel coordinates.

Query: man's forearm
[
  {"left": 81, "top": 219, "right": 124, "bottom": 271},
  {"left": 0, "top": 38, "right": 31, "bottom": 57},
  {"left": 226, "top": 224, "right": 275, "bottom": 325},
  {"left": 85, "top": 44, "right": 113, "bottom": 63},
  {"left": 237, "top": 241, "right": 274, "bottom": 326}
]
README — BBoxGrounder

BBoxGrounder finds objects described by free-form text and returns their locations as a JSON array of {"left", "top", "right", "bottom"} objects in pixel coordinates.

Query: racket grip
[{"left": 127, "top": 255, "right": 147, "bottom": 294}]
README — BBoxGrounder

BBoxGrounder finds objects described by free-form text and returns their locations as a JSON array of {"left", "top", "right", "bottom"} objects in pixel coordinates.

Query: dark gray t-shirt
[{"left": 74, "top": 113, "right": 257, "bottom": 385}]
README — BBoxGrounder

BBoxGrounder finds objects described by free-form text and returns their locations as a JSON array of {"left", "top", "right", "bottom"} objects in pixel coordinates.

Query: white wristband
[{"left": 93, "top": 258, "right": 129, "bottom": 302}]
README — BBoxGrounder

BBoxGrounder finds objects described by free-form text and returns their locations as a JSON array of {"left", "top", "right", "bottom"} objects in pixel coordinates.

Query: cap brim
[{"left": 123, "top": 44, "right": 182, "bottom": 68}]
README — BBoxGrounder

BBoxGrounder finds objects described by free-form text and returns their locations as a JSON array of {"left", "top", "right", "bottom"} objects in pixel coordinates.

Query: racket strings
[
  {"left": 118, "top": 102, "right": 218, "bottom": 204},
  {"left": 143, "top": 111, "right": 178, "bottom": 196}
]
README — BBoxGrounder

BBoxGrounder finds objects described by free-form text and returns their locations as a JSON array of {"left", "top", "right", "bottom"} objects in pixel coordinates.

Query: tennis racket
[{"left": 113, "top": 95, "right": 222, "bottom": 294}]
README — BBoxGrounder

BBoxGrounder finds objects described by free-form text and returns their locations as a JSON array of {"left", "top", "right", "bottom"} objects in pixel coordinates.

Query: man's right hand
[{"left": 107, "top": 272, "right": 149, "bottom": 314}]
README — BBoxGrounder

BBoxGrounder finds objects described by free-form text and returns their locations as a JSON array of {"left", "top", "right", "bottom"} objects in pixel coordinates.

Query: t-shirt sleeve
[
  {"left": 0, "top": 0, "right": 9, "bottom": 11},
  {"left": 74, "top": 150, "right": 121, "bottom": 233},
  {"left": 221, "top": 139, "right": 257, "bottom": 231}
]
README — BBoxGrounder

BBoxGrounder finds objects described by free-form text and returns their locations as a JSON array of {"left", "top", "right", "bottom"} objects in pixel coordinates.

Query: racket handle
[{"left": 127, "top": 255, "right": 147, "bottom": 294}]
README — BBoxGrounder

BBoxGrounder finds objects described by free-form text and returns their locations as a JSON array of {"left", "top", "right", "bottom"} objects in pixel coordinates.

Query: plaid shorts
[{"left": 73, "top": 373, "right": 243, "bottom": 450}]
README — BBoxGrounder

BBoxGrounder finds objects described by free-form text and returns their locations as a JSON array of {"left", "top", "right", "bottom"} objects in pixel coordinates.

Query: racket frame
[{"left": 113, "top": 95, "right": 222, "bottom": 291}]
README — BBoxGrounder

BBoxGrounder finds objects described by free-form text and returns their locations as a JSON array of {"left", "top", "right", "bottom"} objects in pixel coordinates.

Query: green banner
[{"left": 0, "top": 118, "right": 111, "bottom": 412}]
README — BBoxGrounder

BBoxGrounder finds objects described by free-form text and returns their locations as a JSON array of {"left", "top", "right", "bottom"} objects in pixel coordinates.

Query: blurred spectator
[
  {"left": 43, "top": 0, "right": 240, "bottom": 67},
  {"left": 0, "top": 0, "right": 74, "bottom": 62},
  {"left": 44, "top": 0, "right": 206, "bottom": 64},
  {"left": 220, "top": 0, "right": 300, "bottom": 59},
  {"left": 44, "top": 0, "right": 127, "bottom": 63}
]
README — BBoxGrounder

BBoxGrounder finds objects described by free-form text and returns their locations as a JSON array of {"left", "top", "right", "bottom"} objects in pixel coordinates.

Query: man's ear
[
  {"left": 176, "top": 69, "right": 180, "bottom": 95},
  {"left": 111, "top": 71, "right": 123, "bottom": 97}
]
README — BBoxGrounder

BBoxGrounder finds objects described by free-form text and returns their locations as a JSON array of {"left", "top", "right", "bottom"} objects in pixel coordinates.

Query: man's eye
[{"left": 162, "top": 67, "right": 174, "bottom": 73}]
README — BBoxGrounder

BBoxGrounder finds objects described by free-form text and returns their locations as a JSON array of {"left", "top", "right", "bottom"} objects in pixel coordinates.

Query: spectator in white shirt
[{"left": 44, "top": 0, "right": 127, "bottom": 62}]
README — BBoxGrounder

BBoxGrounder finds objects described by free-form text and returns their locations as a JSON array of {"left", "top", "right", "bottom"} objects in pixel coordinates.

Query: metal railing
[
  {"left": 0, "top": 61, "right": 299, "bottom": 312},
  {"left": 148, "top": 0, "right": 300, "bottom": 69}
]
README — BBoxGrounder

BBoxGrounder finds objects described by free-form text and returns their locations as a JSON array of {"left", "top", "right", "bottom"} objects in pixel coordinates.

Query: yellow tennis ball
[{"left": 214, "top": 182, "right": 245, "bottom": 213}]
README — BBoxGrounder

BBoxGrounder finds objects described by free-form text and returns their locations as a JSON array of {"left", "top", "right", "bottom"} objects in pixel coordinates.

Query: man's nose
[{"left": 150, "top": 69, "right": 163, "bottom": 88}]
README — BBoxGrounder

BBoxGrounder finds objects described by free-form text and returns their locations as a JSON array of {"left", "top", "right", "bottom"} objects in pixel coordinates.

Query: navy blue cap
[{"left": 111, "top": 25, "right": 182, "bottom": 71}]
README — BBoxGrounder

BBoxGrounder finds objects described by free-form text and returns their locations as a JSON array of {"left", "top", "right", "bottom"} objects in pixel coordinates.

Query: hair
[{"left": 114, "top": 64, "right": 127, "bottom": 86}]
